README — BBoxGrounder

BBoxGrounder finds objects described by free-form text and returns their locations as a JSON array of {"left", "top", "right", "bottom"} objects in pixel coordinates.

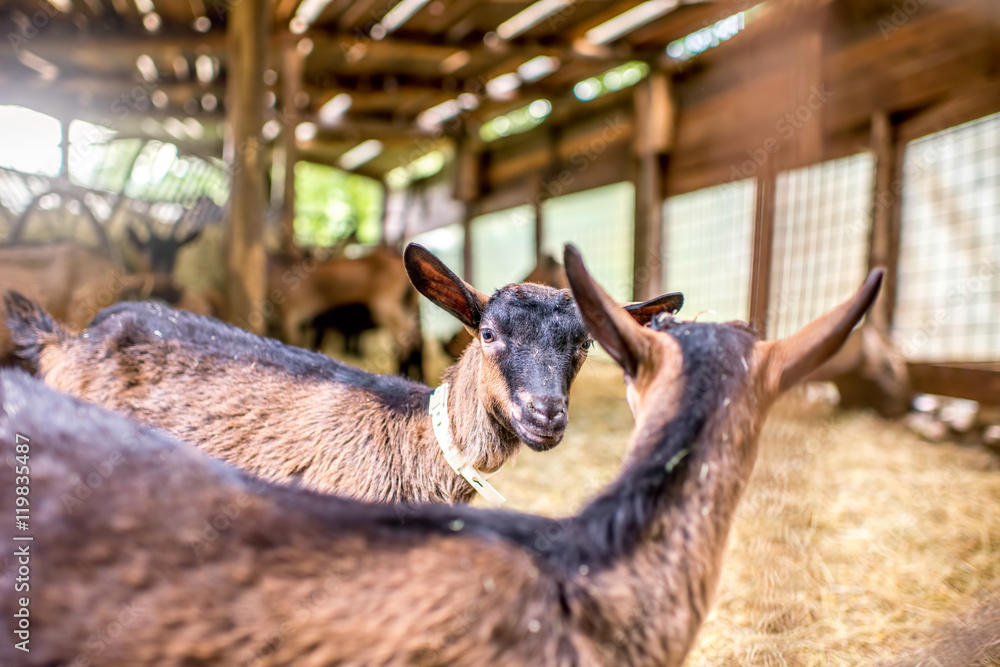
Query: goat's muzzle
[{"left": 513, "top": 394, "right": 568, "bottom": 451}]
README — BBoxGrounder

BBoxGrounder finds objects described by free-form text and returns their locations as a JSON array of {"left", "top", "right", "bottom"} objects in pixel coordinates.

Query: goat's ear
[
  {"left": 404, "top": 243, "right": 488, "bottom": 329},
  {"left": 177, "top": 227, "right": 202, "bottom": 247},
  {"left": 764, "top": 268, "right": 884, "bottom": 395},
  {"left": 564, "top": 244, "right": 650, "bottom": 378},
  {"left": 126, "top": 227, "right": 147, "bottom": 250},
  {"left": 624, "top": 292, "right": 684, "bottom": 325}
]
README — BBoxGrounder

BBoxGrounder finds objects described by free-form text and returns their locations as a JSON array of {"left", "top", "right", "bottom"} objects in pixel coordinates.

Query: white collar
[{"left": 429, "top": 383, "right": 506, "bottom": 506}]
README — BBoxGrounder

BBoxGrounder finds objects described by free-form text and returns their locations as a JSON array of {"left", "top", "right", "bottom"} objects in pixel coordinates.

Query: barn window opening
[
  {"left": 409, "top": 223, "right": 465, "bottom": 339},
  {"left": 386, "top": 150, "right": 447, "bottom": 190},
  {"left": 471, "top": 206, "right": 535, "bottom": 292},
  {"left": 663, "top": 179, "right": 756, "bottom": 323},
  {"left": 666, "top": 6, "right": 763, "bottom": 61},
  {"left": 479, "top": 99, "right": 552, "bottom": 142},
  {"left": 573, "top": 61, "right": 649, "bottom": 102},
  {"left": 768, "top": 153, "right": 875, "bottom": 340},
  {"left": 542, "top": 182, "right": 635, "bottom": 302},
  {"left": 894, "top": 111, "right": 1000, "bottom": 362},
  {"left": 293, "top": 162, "right": 383, "bottom": 247},
  {"left": 0, "top": 106, "right": 62, "bottom": 178}
]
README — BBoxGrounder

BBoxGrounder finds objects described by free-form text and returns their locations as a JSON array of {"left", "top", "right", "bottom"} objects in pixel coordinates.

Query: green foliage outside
[{"left": 293, "top": 162, "right": 383, "bottom": 247}]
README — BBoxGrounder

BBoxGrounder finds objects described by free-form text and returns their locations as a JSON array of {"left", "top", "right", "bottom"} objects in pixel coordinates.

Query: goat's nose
[{"left": 527, "top": 395, "right": 566, "bottom": 423}]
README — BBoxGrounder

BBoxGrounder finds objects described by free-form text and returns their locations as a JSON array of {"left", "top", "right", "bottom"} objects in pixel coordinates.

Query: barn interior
[{"left": 1, "top": 0, "right": 999, "bottom": 663}]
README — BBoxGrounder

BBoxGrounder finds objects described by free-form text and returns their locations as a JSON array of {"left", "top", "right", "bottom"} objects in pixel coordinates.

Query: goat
[
  {"left": 125, "top": 218, "right": 202, "bottom": 283},
  {"left": 309, "top": 302, "right": 377, "bottom": 355},
  {"left": 444, "top": 253, "right": 570, "bottom": 360},
  {"left": 5, "top": 243, "right": 682, "bottom": 505},
  {"left": 124, "top": 199, "right": 220, "bottom": 318},
  {"left": 0, "top": 242, "right": 151, "bottom": 365},
  {"left": 268, "top": 246, "right": 426, "bottom": 380},
  {"left": 0, "top": 247, "right": 882, "bottom": 666}
]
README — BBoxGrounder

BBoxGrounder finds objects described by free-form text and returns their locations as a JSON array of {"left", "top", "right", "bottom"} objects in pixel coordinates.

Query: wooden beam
[
  {"left": 462, "top": 201, "right": 475, "bottom": 284},
  {"left": 633, "top": 151, "right": 664, "bottom": 301},
  {"left": 279, "top": 44, "right": 305, "bottom": 254},
  {"left": 790, "top": 15, "right": 824, "bottom": 169},
  {"left": 908, "top": 362, "right": 1000, "bottom": 405},
  {"left": 224, "top": 0, "right": 268, "bottom": 334},
  {"left": 867, "top": 110, "right": 903, "bottom": 333},
  {"left": 897, "top": 80, "right": 1000, "bottom": 143},
  {"left": 532, "top": 175, "right": 544, "bottom": 265},
  {"left": 632, "top": 71, "right": 673, "bottom": 301},
  {"left": 748, "top": 168, "right": 776, "bottom": 336},
  {"left": 452, "top": 129, "right": 481, "bottom": 203},
  {"left": 21, "top": 30, "right": 227, "bottom": 62},
  {"left": 307, "top": 118, "right": 440, "bottom": 140}
]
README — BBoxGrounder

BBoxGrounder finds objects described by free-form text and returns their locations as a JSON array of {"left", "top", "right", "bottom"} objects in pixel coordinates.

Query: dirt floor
[{"left": 488, "top": 358, "right": 1000, "bottom": 667}]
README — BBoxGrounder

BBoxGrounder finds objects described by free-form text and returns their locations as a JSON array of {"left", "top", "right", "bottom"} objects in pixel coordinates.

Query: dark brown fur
[{"left": 0, "top": 248, "right": 881, "bottom": 666}]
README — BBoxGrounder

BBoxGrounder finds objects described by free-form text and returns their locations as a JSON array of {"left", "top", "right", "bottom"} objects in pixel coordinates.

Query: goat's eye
[{"left": 481, "top": 328, "right": 497, "bottom": 344}]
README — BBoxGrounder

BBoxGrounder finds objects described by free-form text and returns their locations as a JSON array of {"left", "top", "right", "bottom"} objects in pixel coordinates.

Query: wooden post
[
  {"left": 632, "top": 71, "right": 673, "bottom": 301},
  {"left": 453, "top": 126, "right": 481, "bottom": 285},
  {"left": 790, "top": 21, "right": 824, "bottom": 169},
  {"left": 279, "top": 42, "right": 305, "bottom": 254},
  {"left": 868, "top": 110, "right": 903, "bottom": 333},
  {"left": 532, "top": 174, "right": 544, "bottom": 264},
  {"left": 462, "top": 201, "right": 475, "bottom": 284},
  {"left": 224, "top": 0, "right": 268, "bottom": 333},
  {"left": 749, "top": 168, "right": 777, "bottom": 337}
]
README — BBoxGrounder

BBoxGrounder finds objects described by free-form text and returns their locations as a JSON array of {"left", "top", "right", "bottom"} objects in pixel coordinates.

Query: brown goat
[
  {"left": 444, "top": 254, "right": 570, "bottom": 360},
  {"left": 6, "top": 243, "right": 682, "bottom": 505},
  {"left": 0, "top": 242, "right": 150, "bottom": 365},
  {"left": 0, "top": 247, "right": 882, "bottom": 666},
  {"left": 268, "top": 246, "right": 425, "bottom": 379}
]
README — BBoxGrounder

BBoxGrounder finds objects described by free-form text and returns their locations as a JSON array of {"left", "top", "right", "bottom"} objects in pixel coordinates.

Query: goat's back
[
  {"left": 21, "top": 301, "right": 457, "bottom": 502},
  {"left": 0, "top": 370, "right": 570, "bottom": 666}
]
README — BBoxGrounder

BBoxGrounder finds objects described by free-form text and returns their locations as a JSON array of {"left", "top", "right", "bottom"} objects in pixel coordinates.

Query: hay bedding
[{"left": 487, "top": 359, "right": 1000, "bottom": 666}]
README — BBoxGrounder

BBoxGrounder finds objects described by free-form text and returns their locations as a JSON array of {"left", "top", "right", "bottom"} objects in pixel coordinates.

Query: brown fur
[
  {"left": 268, "top": 247, "right": 422, "bottom": 372},
  {"left": 32, "top": 324, "right": 521, "bottom": 504},
  {"left": 0, "top": 249, "right": 882, "bottom": 666}
]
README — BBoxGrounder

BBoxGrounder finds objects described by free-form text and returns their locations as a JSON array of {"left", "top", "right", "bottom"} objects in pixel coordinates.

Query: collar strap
[{"left": 429, "top": 383, "right": 506, "bottom": 506}]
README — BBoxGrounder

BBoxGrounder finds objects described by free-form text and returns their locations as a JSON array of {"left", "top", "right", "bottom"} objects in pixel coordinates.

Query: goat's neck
[
  {"left": 568, "top": 380, "right": 763, "bottom": 663},
  {"left": 438, "top": 341, "right": 520, "bottom": 474}
]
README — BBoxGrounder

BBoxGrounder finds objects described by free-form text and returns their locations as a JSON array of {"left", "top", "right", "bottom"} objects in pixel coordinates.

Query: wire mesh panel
[
  {"left": 471, "top": 205, "right": 535, "bottom": 293},
  {"left": 769, "top": 153, "right": 875, "bottom": 339},
  {"left": 541, "top": 182, "right": 635, "bottom": 302},
  {"left": 663, "top": 179, "right": 756, "bottom": 322},
  {"left": 409, "top": 224, "right": 465, "bottom": 340},
  {"left": 894, "top": 112, "right": 1000, "bottom": 362}
]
